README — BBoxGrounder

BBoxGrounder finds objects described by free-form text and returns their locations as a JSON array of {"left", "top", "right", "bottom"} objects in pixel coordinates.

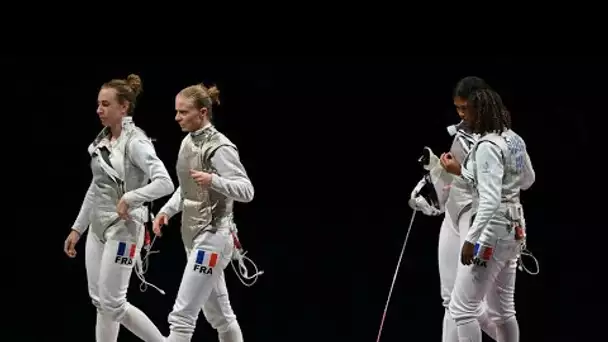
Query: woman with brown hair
[{"left": 64, "top": 74, "right": 175, "bottom": 342}]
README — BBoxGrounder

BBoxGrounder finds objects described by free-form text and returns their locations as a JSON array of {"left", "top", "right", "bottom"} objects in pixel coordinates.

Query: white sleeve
[
  {"left": 159, "top": 186, "right": 183, "bottom": 219},
  {"left": 72, "top": 181, "right": 96, "bottom": 234},
  {"left": 121, "top": 138, "right": 175, "bottom": 207},
  {"left": 209, "top": 146, "right": 254, "bottom": 203},
  {"left": 519, "top": 151, "right": 535, "bottom": 190},
  {"left": 466, "top": 142, "right": 504, "bottom": 244}
]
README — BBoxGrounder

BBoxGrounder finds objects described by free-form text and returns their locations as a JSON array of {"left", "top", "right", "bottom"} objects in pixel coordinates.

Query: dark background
[{"left": 8, "top": 56, "right": 600, "bottom": 341}]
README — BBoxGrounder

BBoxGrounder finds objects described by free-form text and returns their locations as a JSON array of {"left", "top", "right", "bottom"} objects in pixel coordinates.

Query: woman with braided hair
[
  {"left": 441, "top": 88, "right": 535, "bottom": 342},
  {"left": 409, "top": 76, "right": 499, "bottom": 341},
  {"left": 64, "top": 74, "right": 175, "bottom": 342}
]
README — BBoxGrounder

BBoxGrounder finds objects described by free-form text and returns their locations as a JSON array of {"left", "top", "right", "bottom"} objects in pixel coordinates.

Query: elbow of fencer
[
  {"left": 521, "top": 182, "right": 533, "bottom": 191},
  {"left": 520, "top": 176, "right": 535, "bottom": 191},
  {"left": 527, "top": 174, "right": 536, "bottom": 189},
  {"left": 242, "top": 185, "right": 254, "bottom": 203},
  {"left": 161, "top": 177, "right": 175, "bottom": 196}
]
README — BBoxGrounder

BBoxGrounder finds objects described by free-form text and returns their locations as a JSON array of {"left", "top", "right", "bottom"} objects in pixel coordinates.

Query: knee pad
[
  {"left": 220, "top": 320, "right": 241, "bottom": 335},
  {"left": 202, "top": 298, "right": 237, "bottom": 333},
  {"left": 489, "top": 312, "right": 516, "bottom": 326},
  {"left": 480, "top": 303, "right": 500, "bottom": 324},
  {"left": 449, "top": 299, "right": 478, "bottom": 326},
  {"left": 205, "top": 312, "right": 237, "bottom": 333},
  {"left": 218, "top": 321, "right": 243, "bottom": 342},
  {"left": 495, "top": 315, "right": 516, "bottom": 326},
  {"left": 168, "top": 311, "right": 198, "bottom": 339},
  {"left": 100, "top": 296, "right": 129, "bottom": 322},
  {"left": 482, "top": 300, "right": 516, "bottom": 326},
  {"left": 90, "top": 296, "right": 102, "bottom": 310}
]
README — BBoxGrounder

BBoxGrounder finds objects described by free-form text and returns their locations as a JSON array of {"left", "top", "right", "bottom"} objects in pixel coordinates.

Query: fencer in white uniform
[
  {"left": 64, "top": 74, "right": 175, "bottom": 342},
  {"left": 441, "top": 88, "right": 535, "bottom": 342},
  {"left": 153, "top": 83, "right": 254, "bottom": 342},
  {"left": 409, "top": 77, "right": 498, "bottom": 342}
]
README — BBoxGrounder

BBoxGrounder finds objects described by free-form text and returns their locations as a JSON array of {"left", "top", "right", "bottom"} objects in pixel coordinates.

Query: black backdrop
[{"left": 9, "top": 56, "right": 600, "bottom": 341}]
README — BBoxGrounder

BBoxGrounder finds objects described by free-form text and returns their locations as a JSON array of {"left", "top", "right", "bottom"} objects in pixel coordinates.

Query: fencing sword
[
  {"left": 376, "top": 208, "right": 418, "bottom": 342},
  {"left": 377, "top": 146, "right": 438, "bottom": 342}
]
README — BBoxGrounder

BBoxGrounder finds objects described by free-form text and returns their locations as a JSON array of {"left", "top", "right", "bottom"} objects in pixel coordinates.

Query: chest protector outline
[{"left": 177, "top": 126, "right": 237, "bottom": 245}]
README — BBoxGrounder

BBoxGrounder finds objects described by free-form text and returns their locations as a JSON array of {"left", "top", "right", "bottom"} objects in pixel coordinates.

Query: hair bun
[
  {"left": 126, "top": 74, "right": 143, "bottom": 97},
  {"left": 206, "top": 85, "right": 221, "bottom": 106}
]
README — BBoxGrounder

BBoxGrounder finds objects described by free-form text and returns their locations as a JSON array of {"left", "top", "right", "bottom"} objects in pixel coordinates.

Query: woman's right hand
[
  {"left": 440, "top": 152, "right": 462, "bottom": 175},
  {"left": 64, "top": 230, "right": 81, "bottom": 258},
  {"left": 153, "top": 213, "right": 169, "bottom": 237}
]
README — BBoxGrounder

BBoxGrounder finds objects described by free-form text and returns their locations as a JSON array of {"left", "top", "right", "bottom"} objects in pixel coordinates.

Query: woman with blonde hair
[{"left": 154, "top": 83, "right": 256, "bottom": 342}]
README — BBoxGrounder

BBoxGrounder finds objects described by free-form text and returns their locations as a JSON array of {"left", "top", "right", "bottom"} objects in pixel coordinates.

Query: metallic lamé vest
[
  {"left": 177, "top": 126, "right": 237, "bottom": 247},
  {"left": 87, "top": 119, "right": 150, "bottom": 240},
  {"left": 445, "top": 122, "right": 478, "bottom": 227},
  {"left": 466, "top": 130, "right": 527, "bottom": 208}
]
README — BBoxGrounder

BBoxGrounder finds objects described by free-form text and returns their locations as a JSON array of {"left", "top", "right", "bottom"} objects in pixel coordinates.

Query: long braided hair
[{"left": 468, "top": 88, "right": 512, "bottom": 134}]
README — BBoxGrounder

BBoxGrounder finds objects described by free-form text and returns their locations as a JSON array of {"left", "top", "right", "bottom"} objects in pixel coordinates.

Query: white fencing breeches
[
  {"left": 202, "top": 273, "right": 243, "bottom": 342},
  {"left": 166, "top": 229, "right": 236, "bottom": 342},
  {"left": 85, "top": 228, "right": 164, "bottom": 342},
  {"left": 449, "top": 237, "right": 520, "bottom": 342},
  {"left": 439, "top": 210, "right": 497, "bottom": 342}
]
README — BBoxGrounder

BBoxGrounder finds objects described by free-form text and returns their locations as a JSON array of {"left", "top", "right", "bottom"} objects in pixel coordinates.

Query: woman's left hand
[
  {"left": 440, "top": 152, "right": 462, "bottom": 175},
  {"left": 117, "top": 197, "right": 131, "bottom": 220}
]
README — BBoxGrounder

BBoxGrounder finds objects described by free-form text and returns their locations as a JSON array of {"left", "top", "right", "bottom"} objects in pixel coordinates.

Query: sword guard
[
  {"left": 418, "top": 147, "right": 431, "bottom": 167},
  {"left": 418, "top": 147, "right": 440, "bottom": 171}
]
